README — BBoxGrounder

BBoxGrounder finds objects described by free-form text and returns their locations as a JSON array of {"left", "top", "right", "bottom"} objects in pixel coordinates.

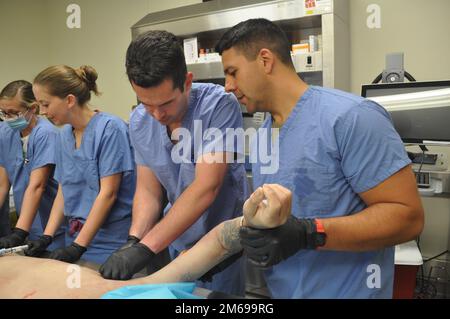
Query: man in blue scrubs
[
  {"left": 215, "top": 19, "right": 424, "bottom": 298},
  {"left": 100, "top": 31, "right": 249, "bottom": 296}
]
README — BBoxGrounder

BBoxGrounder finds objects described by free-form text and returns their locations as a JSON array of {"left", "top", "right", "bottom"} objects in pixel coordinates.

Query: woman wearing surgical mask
[
  {"left": 0, "top": 80, "right": 65, "bottom": 251},
  {"left": 31, "top": 65, "right": 135, "bottom": 265}
]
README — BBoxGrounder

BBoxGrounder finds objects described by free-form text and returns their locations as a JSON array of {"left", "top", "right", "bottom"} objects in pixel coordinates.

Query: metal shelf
[
  {"left": 187, "top": 61, "right": 323, "bottom": 81},
  {"left": 132, "top": 0, "right": 350, "bottom": 91}
]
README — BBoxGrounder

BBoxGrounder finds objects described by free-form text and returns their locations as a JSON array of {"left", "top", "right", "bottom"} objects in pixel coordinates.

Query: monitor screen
[{"left": 361, "top": 81, "right": 450, "bottom": 143}]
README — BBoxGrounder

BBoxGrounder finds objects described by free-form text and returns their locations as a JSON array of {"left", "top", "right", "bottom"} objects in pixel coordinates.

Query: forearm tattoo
[
  {"left": 180, "top": 272, "right": 196, "bottom": 282},
  {"left": 219, "top": 219, "right": 242, "bottom": 256}
]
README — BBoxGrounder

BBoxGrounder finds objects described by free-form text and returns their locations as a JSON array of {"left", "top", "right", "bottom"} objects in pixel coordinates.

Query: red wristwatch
[{"left": 314, "top": 219, "right": 327, "bottom": 248}]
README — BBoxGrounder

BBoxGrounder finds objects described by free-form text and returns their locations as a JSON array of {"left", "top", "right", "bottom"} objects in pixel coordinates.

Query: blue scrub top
[
  {"left": 251, "top": 86, "right": 411, "bottom": 299},
  {"left": 0, "top": 122, "right": 11, "bottom": 237},
  {"left": 55, "top": 112, "right": 135, "bottom": 264},
  {"left": 129, "top": 83, "right": 248, "bottom": 296},
  {"left": 0, "top": 118, "right": 64, "bottom": 246},
  {"left": 130, "top": 83, "right": 249, "bottom": 252}
]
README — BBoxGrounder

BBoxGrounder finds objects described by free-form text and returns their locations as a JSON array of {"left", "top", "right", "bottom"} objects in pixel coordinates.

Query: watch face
[{"left": 315, "top": 233, "right": 326, "bottom": 247}]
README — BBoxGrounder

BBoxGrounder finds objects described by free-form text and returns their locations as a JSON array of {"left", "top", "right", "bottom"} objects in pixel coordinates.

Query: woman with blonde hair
[{"left": 28, "top": 65, "right": 136, "bottom": 264}]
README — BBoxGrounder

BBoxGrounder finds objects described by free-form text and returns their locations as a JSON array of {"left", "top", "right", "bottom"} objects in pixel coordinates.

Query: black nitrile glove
[
  {"left": 99, "top": 243, "right": 155, "bottom": 280},
  {"left": 199, "top": 251, "right": 243, "bottom": 282},
  {"left": 119, "top": 235, "right": 140, "bottom": 250},
  {"left": 0, "top": 227, "right": 28, "bottom": 248},
  {"left": 48, "top": 242, "right": 87, "bottom": 263},
  {"left": 239, "top": 216, "right": 322, "bottom": 268},
  {"left": 24, "top": 235, "right": 53, "bottom": 257}
]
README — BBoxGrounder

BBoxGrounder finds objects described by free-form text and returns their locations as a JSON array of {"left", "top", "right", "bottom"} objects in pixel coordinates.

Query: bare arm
[
  {"left": 15, "top": 165, "right": 53, "bottom": 231},
  {"left": 321, "top": 165, "right": 424, "bottom": 251},
  {"left": 0, "top": 219, "right": 242, "bottom": 298},
  {"left": 0, "top": 167, "right": 10, "bottom": 208},
  {"left": 75, "top": 173, "right": 122, "bottom": 247},
  {"left": 0, "top": 188, "right": 284, "bottom": 299},
  {"left": 128, "top": 165, "right": 164, "bottom": 239},
  {"left": 43, "top": 184, "right": 65, "bottom": 237},
  {"left": 137, "top": 185, "right": 289, "bottom": 284},
  {"left": 141, "top": 153, "right": 229, "bottom": 253},
  {"left": 136, "top": 217, "right": 242, "bottom": 284}
]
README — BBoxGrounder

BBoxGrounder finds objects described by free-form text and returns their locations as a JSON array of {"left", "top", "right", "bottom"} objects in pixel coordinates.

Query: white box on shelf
[
  {"left": 183, "top": 37, "right": 198, "bottom": 64},
  {"left": 309, "top": 35, "right": 319, "bottom": 52},
  {"left": 292, "top": 51, "right": 322, "bottom": 72},
  {"left": 292, "top": 43, "right": 310, "bottom": 54}
]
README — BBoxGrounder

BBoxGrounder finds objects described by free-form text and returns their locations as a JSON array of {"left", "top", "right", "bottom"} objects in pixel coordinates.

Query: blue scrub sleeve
[
  {"left": 129, "top": 108, "right": 148, "bottom": 167},
  {"left": 53, "top": 136, "right": 63, "bottom": 183},
  {"left": 130, "top": 135, "right": 146, "bottom": 167},
  {"left": 0, "top": 132, "right": 5, "bottom": 168},
  {"left": 98, "top": 124, "right": 134, "bottom": 178},
  {"left": 30, "top": 130, "right": 57, "bottom": 171},
  {"left": 336, "top": 99, "right": 411, "bottom": 193},
  {"left": 200, "top": 94, "right": 244, "bottom": 158}
]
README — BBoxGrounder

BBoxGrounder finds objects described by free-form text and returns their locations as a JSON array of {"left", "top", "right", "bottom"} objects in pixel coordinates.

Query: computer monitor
[{"left": 361, "top": 80, "right": 450, "bottom": 143}]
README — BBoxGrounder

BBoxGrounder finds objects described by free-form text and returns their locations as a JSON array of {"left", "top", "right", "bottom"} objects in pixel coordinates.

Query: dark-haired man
[
  {"left": 215, "top": 18, "right": 424, "bottom": 298},
  {"left": 100, "top": 30, "right": 248, "bottom": 296}
]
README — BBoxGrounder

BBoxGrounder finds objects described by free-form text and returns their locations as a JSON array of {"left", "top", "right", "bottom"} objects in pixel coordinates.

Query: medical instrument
[{"left": 0, "top": 245, "right": 29, "bottom": 256}]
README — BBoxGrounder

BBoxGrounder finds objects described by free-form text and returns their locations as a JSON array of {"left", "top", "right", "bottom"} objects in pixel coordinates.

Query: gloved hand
[
  {"left": 119, "top": 235, "right": 140, "bottom": 250},
  {"left": 99, "top": 243, "right": 155, "bottom": 280},
  {"left": 239, "top": 216, "right": 323, "bottom": 268},
  {"left": 199, "top": 251, "right": 243, "bottom": 282},
  {"left": 0, "top": 227, "right": 28, "bottom": 248},
  {"left": 48, "top": 242, "right": 87, "bottom": 263},
  {"left": 24, "top": 235, "right": 53, "bottom": 257}
]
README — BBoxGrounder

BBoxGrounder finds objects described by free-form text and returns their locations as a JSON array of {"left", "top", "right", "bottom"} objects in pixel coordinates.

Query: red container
[
  {"left": 393, "top": 265, "right": 420, "bottom": 299},
  {"left": 393, "top": 241, "right": 423, "bottom": 299}
]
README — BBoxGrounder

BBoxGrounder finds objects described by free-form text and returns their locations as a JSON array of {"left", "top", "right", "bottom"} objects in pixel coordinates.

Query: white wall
[
  {"left": 0, "top": 0, "right": 201, "bottom": 120},
  {"left": 43, "top": 0, "right": 149, "bottom": 120},
  {"left": 149, "top": 0, "right": 201, "bottom": 13},
  {"left": 0, "top": 0, "right": 50, "bottom": 91},
  {"left": 349, "top": 0, "right": 450, "bottom": 94}
]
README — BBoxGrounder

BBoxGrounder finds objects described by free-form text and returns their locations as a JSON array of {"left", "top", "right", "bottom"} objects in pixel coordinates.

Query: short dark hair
[
  {"left": 126, "top": 30, "right": 187, "bottom": 91},
  {"left": 215, "top": 18, "right": 294, "bottom": 68}
]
